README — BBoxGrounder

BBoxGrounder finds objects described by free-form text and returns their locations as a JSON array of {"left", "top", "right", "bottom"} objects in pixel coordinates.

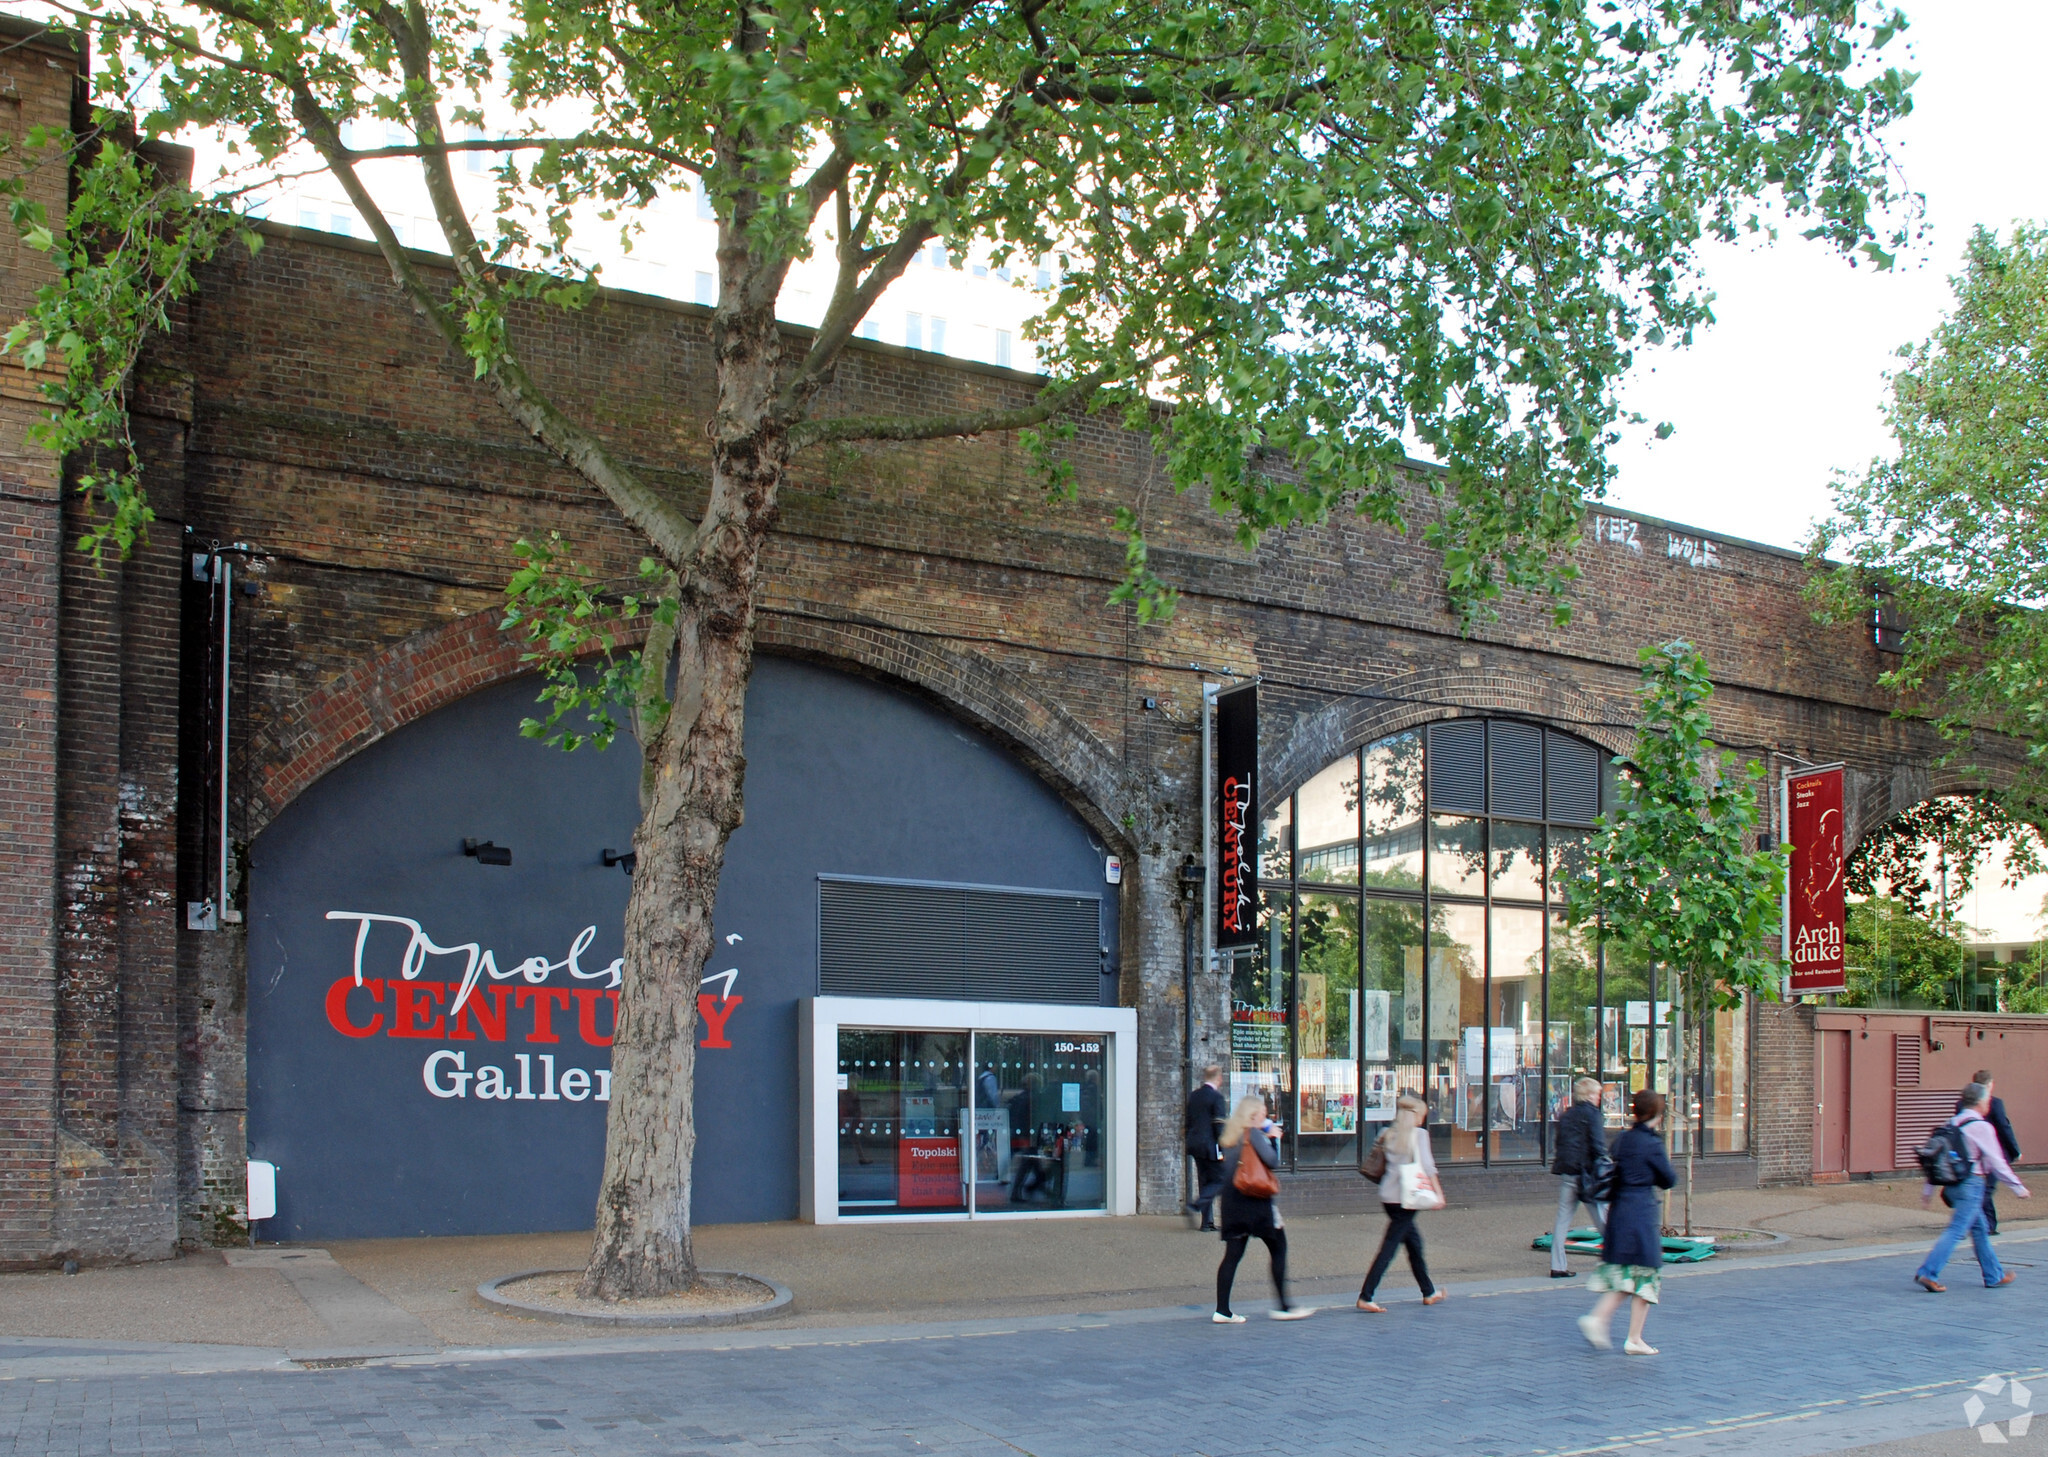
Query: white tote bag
[{"left": 1396, "top": 1129, "right": 1445, "bottom": 1211}]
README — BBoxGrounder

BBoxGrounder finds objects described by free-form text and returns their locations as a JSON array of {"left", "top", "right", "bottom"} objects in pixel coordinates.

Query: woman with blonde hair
[
  {"left": 1356, "top": 1093, "right": 1445, "bottom": 1312},
  {"left": 1212, "top": 1094, "right": 1309, "bottom": 1322}
]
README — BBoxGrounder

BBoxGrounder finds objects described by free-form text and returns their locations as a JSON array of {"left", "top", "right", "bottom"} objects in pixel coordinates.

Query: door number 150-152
[{"left": 1052, "top": 1041, "right": 1101, "bottom": 1053}]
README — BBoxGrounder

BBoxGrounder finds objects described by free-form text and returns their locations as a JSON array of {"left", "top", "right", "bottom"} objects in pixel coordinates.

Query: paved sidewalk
[
  {"left": 0, "top": 1178, "right": 2009, "bottom": 1353},
  {"left": 5, "top": 1228, "right": 2046, "bottom": 1455}
]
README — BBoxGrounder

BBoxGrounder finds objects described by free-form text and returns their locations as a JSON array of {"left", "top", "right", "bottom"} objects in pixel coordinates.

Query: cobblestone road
[{"left": 5, "top": 1238, "right": 2048, "bottom": 1456}]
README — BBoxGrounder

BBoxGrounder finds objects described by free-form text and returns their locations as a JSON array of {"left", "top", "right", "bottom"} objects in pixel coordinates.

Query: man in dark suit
[
  {"left": 1953, "top": 1068, "right": 2022, "bottom": 1234},
  {"left": 1184, "top": 1065, "right": 1228, "bottom": 1231}
]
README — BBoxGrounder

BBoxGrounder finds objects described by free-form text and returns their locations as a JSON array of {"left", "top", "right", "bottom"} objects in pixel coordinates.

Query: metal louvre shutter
[
  {"left": 1545, "top": 733, "right": 1601, "bottom": 825},
  {"left": 1895, "top": 1089, "right": 1964, "bottom": 1170},
  {"left": 1428, "top": 720, "right": 1485, "bottom": 815},
  {"left": 820, "top": 877, "right": 1101, "bottom": 1004},
  {"left": 1487, "top": 722, "right": 1544, "bottom": 820}
]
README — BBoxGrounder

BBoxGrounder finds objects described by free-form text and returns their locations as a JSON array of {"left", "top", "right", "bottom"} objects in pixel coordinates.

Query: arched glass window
[{"left": 1241, "top": 719, "right": 1746, "bottom": 1170}]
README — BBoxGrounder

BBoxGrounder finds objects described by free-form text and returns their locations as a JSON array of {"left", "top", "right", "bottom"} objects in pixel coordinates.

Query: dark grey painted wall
[{"left": 246, "top": 656, "right": 1118, "bottom": 1238}]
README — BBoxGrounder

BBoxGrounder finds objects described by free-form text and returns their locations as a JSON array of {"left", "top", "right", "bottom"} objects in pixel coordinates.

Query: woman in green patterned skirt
[{"left": 1579, "top": 1089, "right": 1676, "bottom": 1355}]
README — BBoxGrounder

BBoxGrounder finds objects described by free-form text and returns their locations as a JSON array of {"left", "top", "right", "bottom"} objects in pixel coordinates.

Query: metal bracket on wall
[{"left": 189, "top": 542, "right": 251, "bottom": 930}]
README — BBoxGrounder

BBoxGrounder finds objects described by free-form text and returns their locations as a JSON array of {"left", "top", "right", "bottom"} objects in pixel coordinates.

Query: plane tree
[{"left": 5, "top": 0, "right": 1912, "bottom": 1297}]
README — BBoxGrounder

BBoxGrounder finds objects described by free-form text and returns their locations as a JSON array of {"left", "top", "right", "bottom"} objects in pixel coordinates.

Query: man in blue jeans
[{"left": 1915, "top": 1082, "right": 2031, "bottom": 1293}]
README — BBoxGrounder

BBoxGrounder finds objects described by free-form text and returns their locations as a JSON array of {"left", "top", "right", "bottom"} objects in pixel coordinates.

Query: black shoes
[{"left": 1549, "top": 1270, "right": 1576, "bottom": 1279}]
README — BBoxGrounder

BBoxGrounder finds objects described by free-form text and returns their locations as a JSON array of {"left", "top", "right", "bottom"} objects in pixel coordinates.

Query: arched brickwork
[
  {"left": 1842, "top": 765, "right": 2010, "bottom": 857},
  {"left": 1263, "top": 664, "right": 1634, "bottom": 806},
  {"left": 244, "top": 607, "right": 1136, "bottom": 852}
]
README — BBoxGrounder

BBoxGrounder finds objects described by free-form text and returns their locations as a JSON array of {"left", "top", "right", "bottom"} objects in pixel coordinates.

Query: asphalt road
[{"left": 5, "top": 1234, "right": 2047, "bottom": 1456}]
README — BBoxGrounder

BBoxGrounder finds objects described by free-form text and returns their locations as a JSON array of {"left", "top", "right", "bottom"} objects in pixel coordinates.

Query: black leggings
[
  {"left": 1216, "top": 1228, "right": 1289, "bottom": 1315},
  {"left": 1360, "top": 1203, "right": 1434, "bottom": 1301}
]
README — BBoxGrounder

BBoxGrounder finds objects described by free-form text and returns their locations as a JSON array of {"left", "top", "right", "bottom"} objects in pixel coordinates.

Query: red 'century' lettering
[
  {"left": 697, "top": 993, "right": 741, "bottom": 1049},
  {"left": 515, "top": 987, "right": 574, "bottom": 1044},
  {"left": 570, "top": 988, "right": 617, "bottom": 1047},
  {"left": 386, "top": 980, "right": 447, "bottom": 1038},
  {"left": 325, "top": 977, "right": 384, "bottom": 1037}
]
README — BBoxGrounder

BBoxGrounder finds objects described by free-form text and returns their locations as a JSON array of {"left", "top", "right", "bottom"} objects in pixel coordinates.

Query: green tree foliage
[
  {"left": 1811, "top": 227, "right": 2048, "bottom": 825},
  {"left": 20, "top": 0, "right": 1913, "bottom": 619},
  {"left": 0, "top": 124, "right": 257, "bottom": 558},
  {"left": 1844, "top": 795, "right": 2045, "bottom": 921},
  {"left": 1839, "top": 895, "right": 1971, "bottom": 1010},
  {"left": 7, "top": 0, "right": 1912, "bottom": 1295},
  {"left": 1565, "top": 640, "right": 1784, "bottom": 1229}
]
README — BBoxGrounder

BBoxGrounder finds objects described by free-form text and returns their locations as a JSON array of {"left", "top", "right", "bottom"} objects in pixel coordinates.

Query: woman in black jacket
[
  {"left": 1578, "top": 1089, "right": 1676, "bottom": 1355},
  {"left": 1213, "top": 1095, "right": 1311, "bottom": 1323},
  {"left": 1549, "top": 1077, "right": 1609, "bottom": 1277}
]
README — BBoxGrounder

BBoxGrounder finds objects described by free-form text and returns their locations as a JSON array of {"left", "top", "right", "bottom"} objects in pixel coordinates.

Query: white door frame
[{"left": 799, "top": 996, "right": 1139, "bottom": 1223}]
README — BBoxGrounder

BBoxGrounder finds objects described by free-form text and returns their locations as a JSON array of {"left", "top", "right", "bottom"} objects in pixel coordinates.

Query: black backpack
[{"left": 1916, "top": 1122, "right": 1972, "bottom": 1186}]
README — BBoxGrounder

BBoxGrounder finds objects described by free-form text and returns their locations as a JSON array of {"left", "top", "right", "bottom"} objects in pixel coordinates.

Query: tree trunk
[{"left": 578, "top": 295, "right": 791, "bottom": 1300}]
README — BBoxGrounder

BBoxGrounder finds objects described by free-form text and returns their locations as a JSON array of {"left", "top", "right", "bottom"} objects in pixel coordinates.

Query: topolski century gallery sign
[
  {"left": 1215, "top": 684, "right": 1258, "bottom": 950},
  {"left": 1782, "top": 766, "right": 1847, "bottom": 997}
]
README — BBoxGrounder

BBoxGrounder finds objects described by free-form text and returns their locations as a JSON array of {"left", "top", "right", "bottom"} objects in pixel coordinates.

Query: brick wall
[
  {"left": 8, "top": 133, "right": 2012, "bottom": 1250},
  {"left": 1754, "top": 999, "right": 1817, "bottom": 1185},
  {"left": 0, "top": 20, "right": 79, "bottom": 1270}
]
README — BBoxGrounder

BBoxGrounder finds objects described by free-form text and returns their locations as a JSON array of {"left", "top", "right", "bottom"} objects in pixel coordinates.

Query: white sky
[{"left": 1601, "top": 0, "right": 2048, "bottom": 552}]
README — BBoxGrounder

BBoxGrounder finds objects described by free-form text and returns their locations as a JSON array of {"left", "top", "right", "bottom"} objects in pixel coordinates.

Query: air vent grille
[
  {"left": 1427, "top": 721, "right": 1486, "bottom": 816},
  {"left": 1488, "top": 722, "right": 1544, "bottom": 821},
  {"left": 819, "top": 878, "right": 1101, "bottom": 1004}
]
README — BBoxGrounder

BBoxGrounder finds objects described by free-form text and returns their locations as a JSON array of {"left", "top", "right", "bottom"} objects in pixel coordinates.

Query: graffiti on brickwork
[
  {"left": 1664, "top": 534, "right": 1721, "bottom": 569},
  {"left": 1590, "top": 514, "right": 1723, "bottom": 569},
  {"left": 1591, "top": 515, "right": 1641, "bottom": 552}
]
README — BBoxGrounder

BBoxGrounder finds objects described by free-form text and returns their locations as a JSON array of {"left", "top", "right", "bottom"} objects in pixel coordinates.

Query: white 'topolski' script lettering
[{"left": 325, "top": 910, "right": 624, "bottom": 1017}]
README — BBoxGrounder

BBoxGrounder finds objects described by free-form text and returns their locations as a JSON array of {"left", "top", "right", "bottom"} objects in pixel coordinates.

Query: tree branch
[
  {"left": 789, "top": 368, "right": 1108, "bottom": 449},
  {"left": 282, "top": 15, "right": 698, "bottom": 565},
  {"left": 341, "top": 134, "right": 702, "bottom": 174}
]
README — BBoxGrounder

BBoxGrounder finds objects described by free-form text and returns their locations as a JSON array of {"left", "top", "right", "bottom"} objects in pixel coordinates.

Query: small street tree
[
  {"left": 4, "top": 1, "right": 1910, "bottom": 1298},
  {"left": 1565, "top": 640, "right": 1785, "bottom": 1234},
  {"left": 1811, "top": 225, "right": 2048, "bottom": 829}
]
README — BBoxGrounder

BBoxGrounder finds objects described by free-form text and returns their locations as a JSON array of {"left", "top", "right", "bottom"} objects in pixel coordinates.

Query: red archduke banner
[
  {"left": 1784, "top": 765, "right": 1847, "bottom": 996},
  {"left": 1216, "top": 685, "right": 1258, "bottom": 950}
]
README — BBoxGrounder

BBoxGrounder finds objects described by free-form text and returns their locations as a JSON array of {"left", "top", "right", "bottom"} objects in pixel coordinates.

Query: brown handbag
[
  {"left": 1358, "top": 1131, "right": 1388, "bottom": 1181},
  {"left": 1233, "top": 1139, "right": 1279, "bottom": 1198}
]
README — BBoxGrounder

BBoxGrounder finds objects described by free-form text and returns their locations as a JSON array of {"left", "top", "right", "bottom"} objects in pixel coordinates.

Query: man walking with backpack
[
  {"left": 1948, "top": 1069, "right": 2021, "bottom": 1235},
  {"left": 1914, "top": 1082, "right": 2030, "bottom": 1293}
]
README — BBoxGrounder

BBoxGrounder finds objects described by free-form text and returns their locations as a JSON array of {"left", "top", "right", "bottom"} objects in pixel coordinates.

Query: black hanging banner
[{"left": 1215, "top": 684, "right": 1258, "bottom": 949}]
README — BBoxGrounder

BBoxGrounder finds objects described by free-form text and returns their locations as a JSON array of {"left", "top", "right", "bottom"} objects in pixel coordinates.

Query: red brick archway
[{"left": 244, "top": 607, "right": 1135, "bottom": 849}]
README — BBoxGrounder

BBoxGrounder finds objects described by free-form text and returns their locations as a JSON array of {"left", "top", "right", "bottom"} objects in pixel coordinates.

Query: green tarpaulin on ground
[{"left": 1531, "top": 1228, "right": 1717, "bottom": 1262}]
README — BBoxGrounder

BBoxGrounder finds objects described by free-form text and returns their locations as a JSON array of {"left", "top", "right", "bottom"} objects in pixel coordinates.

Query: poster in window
[
  {"left": 1363, "top": 1069, "right": 1399, "bottom": 1122},
  {"left": 1298, "top": 973, "right": 1328, "bottom": 1060},
  {"left": 1364, "top": 989, "right": 1391, "bottom": 1062},
  {"left": 898, "top": 1137, "right": 962, "bottom": 1207},
  {"left": 972, "top": 1108, "right": 1010, "bottom": 1184}
]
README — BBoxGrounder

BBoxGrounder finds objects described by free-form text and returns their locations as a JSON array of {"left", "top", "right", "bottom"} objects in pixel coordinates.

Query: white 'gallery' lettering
[{"left": 424, "top": 1049, "right": 612, "bottom": 1101}]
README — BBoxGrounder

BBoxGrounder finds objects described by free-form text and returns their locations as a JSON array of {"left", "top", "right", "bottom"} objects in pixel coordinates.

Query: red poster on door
[
  {"left": 897, "top": 1138, "right": 962, "bottom": 1207},
  {"left": 1785, "top": 767, "right": 1846, "bottom": 995}
]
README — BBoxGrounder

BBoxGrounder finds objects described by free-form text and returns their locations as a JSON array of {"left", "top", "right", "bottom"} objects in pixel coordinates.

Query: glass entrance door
[
  {"left": 969, "top": 1032, "right": 1109, "bottom": 1213},
  {"left": 836, "top": 1028, "right": 970, "bottom": 1217}
]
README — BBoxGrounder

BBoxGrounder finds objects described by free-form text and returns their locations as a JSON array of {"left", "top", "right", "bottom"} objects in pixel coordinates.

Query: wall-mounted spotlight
[
  {"left": 462, "top": 838, "right": 512, "bottom": 866},
  {"left": 602, "top": 848, "right": 638, "bottom": 876}
]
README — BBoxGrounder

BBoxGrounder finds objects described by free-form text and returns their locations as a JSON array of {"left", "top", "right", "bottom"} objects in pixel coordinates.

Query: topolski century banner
[
  {"left": 1783, "top": 765, "right": 1847, "bottom": 996},
  {"left": 1215, "top": 684, "right": 1258, "bottom": 950}
]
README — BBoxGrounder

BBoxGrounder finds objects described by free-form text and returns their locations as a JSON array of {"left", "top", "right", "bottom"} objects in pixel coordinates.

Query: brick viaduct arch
[
  {"left": 1263, "top": 664, "right": 1635, "bottom": 807},
  {"left": 245, "top": 607, "right": 1138, "bottom": 856}
]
